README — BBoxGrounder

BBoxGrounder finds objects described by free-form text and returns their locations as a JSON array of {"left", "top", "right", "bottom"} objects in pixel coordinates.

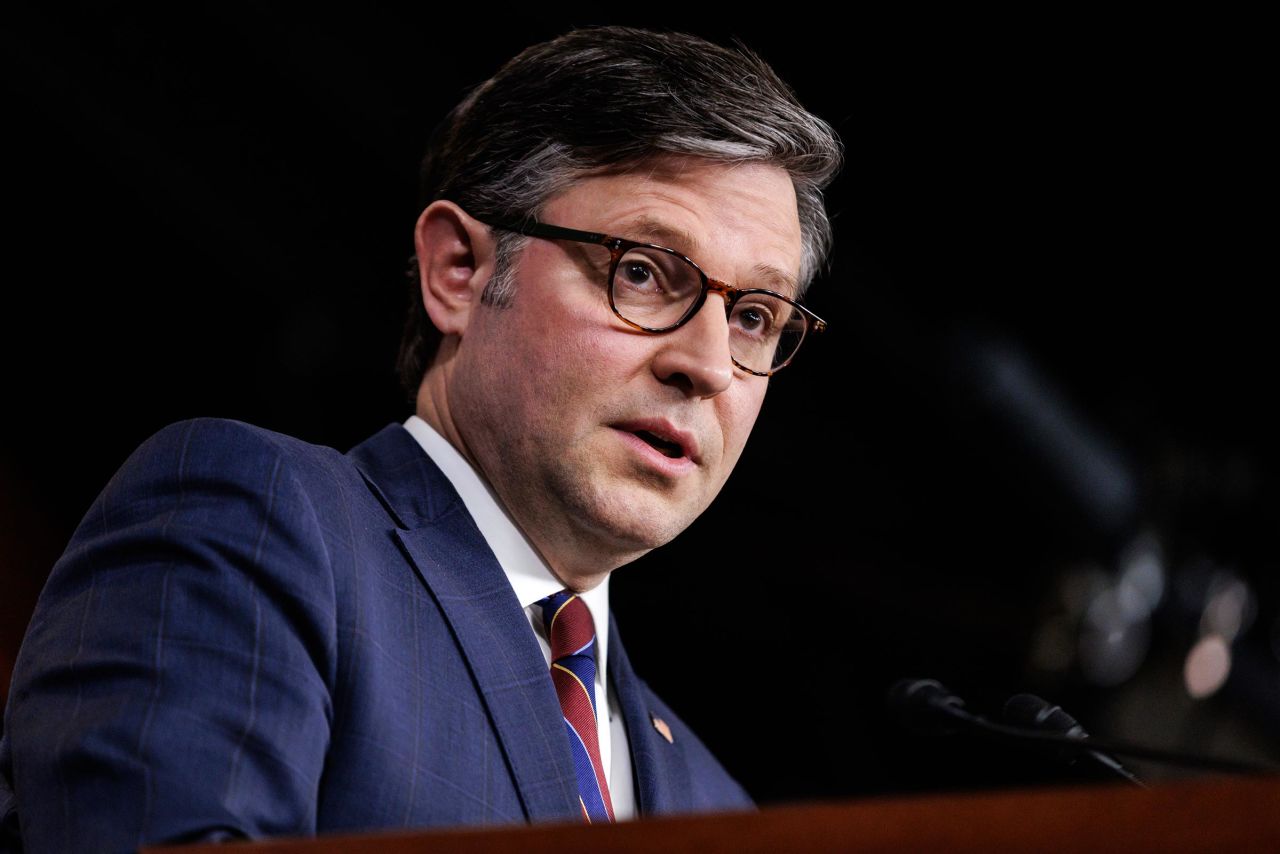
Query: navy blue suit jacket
[{"left": 0, "top": 419, "right": 750, "bottom": 852}]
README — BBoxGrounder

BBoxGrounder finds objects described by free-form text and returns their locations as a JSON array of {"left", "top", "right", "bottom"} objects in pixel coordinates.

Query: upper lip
[{"left": 612, "top": 418, "right": 701, "bottom": 464}]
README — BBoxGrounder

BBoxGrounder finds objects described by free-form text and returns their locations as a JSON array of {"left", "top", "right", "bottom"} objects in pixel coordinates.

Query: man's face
[{"left": 448, "top": 156, "right": 803, "bottom": 575}]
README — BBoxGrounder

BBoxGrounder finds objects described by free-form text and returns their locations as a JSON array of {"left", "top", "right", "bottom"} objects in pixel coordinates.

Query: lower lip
[{"left": 612, "top": 429, "right": 697, "bottom": 477}]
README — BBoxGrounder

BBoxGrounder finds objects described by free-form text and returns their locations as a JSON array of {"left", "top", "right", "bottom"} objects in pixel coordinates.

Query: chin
[{"left": 579, "top": 486, "right": 705, "bottom": 555}]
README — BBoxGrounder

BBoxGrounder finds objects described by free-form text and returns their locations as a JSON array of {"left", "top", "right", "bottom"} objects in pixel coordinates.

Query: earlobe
[{"left": 413, "top": 201, "right": 496, "bottom": 337}]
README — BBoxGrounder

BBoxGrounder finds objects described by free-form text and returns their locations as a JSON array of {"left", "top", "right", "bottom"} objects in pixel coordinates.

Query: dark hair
[{"left": 397, "top": 26, "right": 842, "bottom": 397}]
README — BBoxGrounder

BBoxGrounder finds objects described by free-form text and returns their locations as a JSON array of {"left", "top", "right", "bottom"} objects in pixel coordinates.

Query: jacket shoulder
[
  {"left": 102, "top": 418, "right": 365, "bottom": 514},
  {"left": 6, "top": 417, "right": 358, "bottom": 850},
  {"left": 122, "top": 417, "right": 347, "bottom": 473}
]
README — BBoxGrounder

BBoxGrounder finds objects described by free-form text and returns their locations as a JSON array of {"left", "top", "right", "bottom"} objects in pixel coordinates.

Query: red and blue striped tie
[{"left": 538, "top": 591, "right": 615, "bottom": 823}]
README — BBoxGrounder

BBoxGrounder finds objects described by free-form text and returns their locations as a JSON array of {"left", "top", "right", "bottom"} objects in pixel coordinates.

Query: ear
[{"left": 413, "top": 201, "right": 497, "bottom": 337}]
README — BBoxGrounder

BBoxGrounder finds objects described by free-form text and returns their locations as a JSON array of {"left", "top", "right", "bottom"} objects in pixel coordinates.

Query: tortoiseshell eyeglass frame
[{"left": 481, "top": 218, "right": 827, "bottom": 377}]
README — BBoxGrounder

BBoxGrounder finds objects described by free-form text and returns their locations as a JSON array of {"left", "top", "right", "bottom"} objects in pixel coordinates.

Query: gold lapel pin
[{"left": 650, "top": 713, "right": 674, "bottom": 744}]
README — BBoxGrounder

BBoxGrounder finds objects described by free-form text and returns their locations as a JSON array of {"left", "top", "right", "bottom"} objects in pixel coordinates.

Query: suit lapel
[
  {"left": 609, "top": 617, "right": 689, "bottom": 816},
  {"left": 349, "top": 425, "right": 580, "bottom": 824}
]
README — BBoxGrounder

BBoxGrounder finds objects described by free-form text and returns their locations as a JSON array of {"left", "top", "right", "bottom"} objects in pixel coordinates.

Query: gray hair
[{"left": 398, "top": 26, "right": 842, "bottom": 396}]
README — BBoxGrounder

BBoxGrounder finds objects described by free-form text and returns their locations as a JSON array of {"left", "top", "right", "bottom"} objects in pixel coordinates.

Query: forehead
[{"left": 540, "top": 157, "right": 803, "bottom": 291}]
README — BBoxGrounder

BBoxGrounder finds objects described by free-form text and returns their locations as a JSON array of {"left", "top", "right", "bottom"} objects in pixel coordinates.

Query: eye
[
  {"left": 736, "top": 307, "right": 766, "bottom": 331},
  {"left": 615, "top": 247, "right": 693, "bottom": 298},
  {"left": 730, "top": 299, "right": 779, "bottom": 338},
  {"left": 620, "top": 258, "right": 661, "bottom": 291}
]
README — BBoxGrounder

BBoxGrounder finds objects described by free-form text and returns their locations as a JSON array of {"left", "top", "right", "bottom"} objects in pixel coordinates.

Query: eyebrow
[
  {"left": 615, "top": 215, "right": 800, "bottom": 297},
  {"left": 616, "top": 215, "right": 700, "bottom": 253}
]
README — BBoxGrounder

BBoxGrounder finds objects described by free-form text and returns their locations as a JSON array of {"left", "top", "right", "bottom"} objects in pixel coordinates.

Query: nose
[{"left": 650, "top": 294, "right": 734, "bottom": 398}]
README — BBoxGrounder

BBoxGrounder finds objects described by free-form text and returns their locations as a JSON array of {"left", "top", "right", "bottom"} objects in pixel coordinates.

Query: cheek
[
  {"left": 717, "top": 388, "right": 767, "bottom": 464},
  {"left": 534, "top": 314, "right": 643, "bottom": 387},
  {"left": 507, "top": 322, "right": 621, "bottom": 426}
]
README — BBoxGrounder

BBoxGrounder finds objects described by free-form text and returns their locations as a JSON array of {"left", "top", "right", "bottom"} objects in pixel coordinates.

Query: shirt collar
[{"left": 401, "top": 415, "right": 611, "bottom": 664}]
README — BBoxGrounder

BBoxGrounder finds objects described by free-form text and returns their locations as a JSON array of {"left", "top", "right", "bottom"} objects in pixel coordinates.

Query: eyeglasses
[{"left": 482, "top": 218, "right": 827, "bottom": 376}]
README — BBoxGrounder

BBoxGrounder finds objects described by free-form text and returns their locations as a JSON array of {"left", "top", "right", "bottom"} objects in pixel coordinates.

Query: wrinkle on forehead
[
  {"left": 551, "top": 152, "right": 816, "bottom": 286},
  {"left": 542, "top": 155, "right": 802, "bottom": 291}
]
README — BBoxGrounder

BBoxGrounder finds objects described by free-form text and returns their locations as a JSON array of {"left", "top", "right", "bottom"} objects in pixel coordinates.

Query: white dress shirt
[{"left": 402, "top": 416, "right": 635, "bottom": 819}]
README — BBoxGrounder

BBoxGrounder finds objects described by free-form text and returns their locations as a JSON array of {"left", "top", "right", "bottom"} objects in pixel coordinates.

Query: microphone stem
[{"left": 951, "top": 709, "right": 1276, "bottom": 776}]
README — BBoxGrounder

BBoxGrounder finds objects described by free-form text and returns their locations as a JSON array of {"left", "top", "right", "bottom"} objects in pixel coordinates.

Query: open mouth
[{"left": 633, "top": 430, "right": 685, "bottom": 459}]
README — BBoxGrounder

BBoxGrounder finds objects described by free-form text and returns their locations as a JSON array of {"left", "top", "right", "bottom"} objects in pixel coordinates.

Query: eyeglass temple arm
[{"left": 484, "top": 219, "right": 611, "bottom": 247}]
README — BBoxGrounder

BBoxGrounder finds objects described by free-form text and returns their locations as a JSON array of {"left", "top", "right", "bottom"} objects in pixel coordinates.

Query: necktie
[{"left": 538, "top": 590, "right": 615, "bottom": 823}]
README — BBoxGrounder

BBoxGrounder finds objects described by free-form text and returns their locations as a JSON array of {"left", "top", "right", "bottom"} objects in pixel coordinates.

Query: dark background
[{"left": 3, "top": 7, "right": 1275, "bottom": 805}]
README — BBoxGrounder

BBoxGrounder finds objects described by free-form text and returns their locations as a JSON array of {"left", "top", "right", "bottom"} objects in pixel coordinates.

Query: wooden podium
[{"left": 149, "top": 776, "right": 1280, "bottom": 853}]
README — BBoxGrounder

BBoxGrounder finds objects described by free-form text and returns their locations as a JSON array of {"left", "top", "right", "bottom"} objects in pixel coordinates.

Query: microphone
[
  {"left": 886, "top": 678, "right": 976, "bottom": 736},
  {"left": 888, "top": 678, "right": 1274, "bottom": 777},
  {"left": 1003, "top": 693, "right": 1145, "bottom": 787}
]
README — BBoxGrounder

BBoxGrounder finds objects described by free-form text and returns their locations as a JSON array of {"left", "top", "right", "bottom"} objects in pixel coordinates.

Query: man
[{"left": 0, "top": 26, "right": 840, "bottom": 852}]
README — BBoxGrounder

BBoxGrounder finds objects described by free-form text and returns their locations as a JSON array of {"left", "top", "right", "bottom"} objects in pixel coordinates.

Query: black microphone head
[
  {"left": 887, "top": 678, "right": 970, "bottom": 735},
  {"left": 1004, "top": 693, "right": 1090, "bottom": 767},
  {"left": 1003, "top": 693, "right": 1145, "bottom": 784},
  {"left": 1003, "top": 693, "right": 1088, "bottom": 740}
]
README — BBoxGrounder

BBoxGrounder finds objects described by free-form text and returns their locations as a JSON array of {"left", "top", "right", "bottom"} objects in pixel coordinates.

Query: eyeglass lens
[{"left": 611, "top": 246, "right": 806, "bottom": 373}]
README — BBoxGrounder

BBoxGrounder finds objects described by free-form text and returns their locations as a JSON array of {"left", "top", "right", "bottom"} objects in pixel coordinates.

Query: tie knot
[{"left": 538, "top": 591, "right": 596, "bottom": 663}]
